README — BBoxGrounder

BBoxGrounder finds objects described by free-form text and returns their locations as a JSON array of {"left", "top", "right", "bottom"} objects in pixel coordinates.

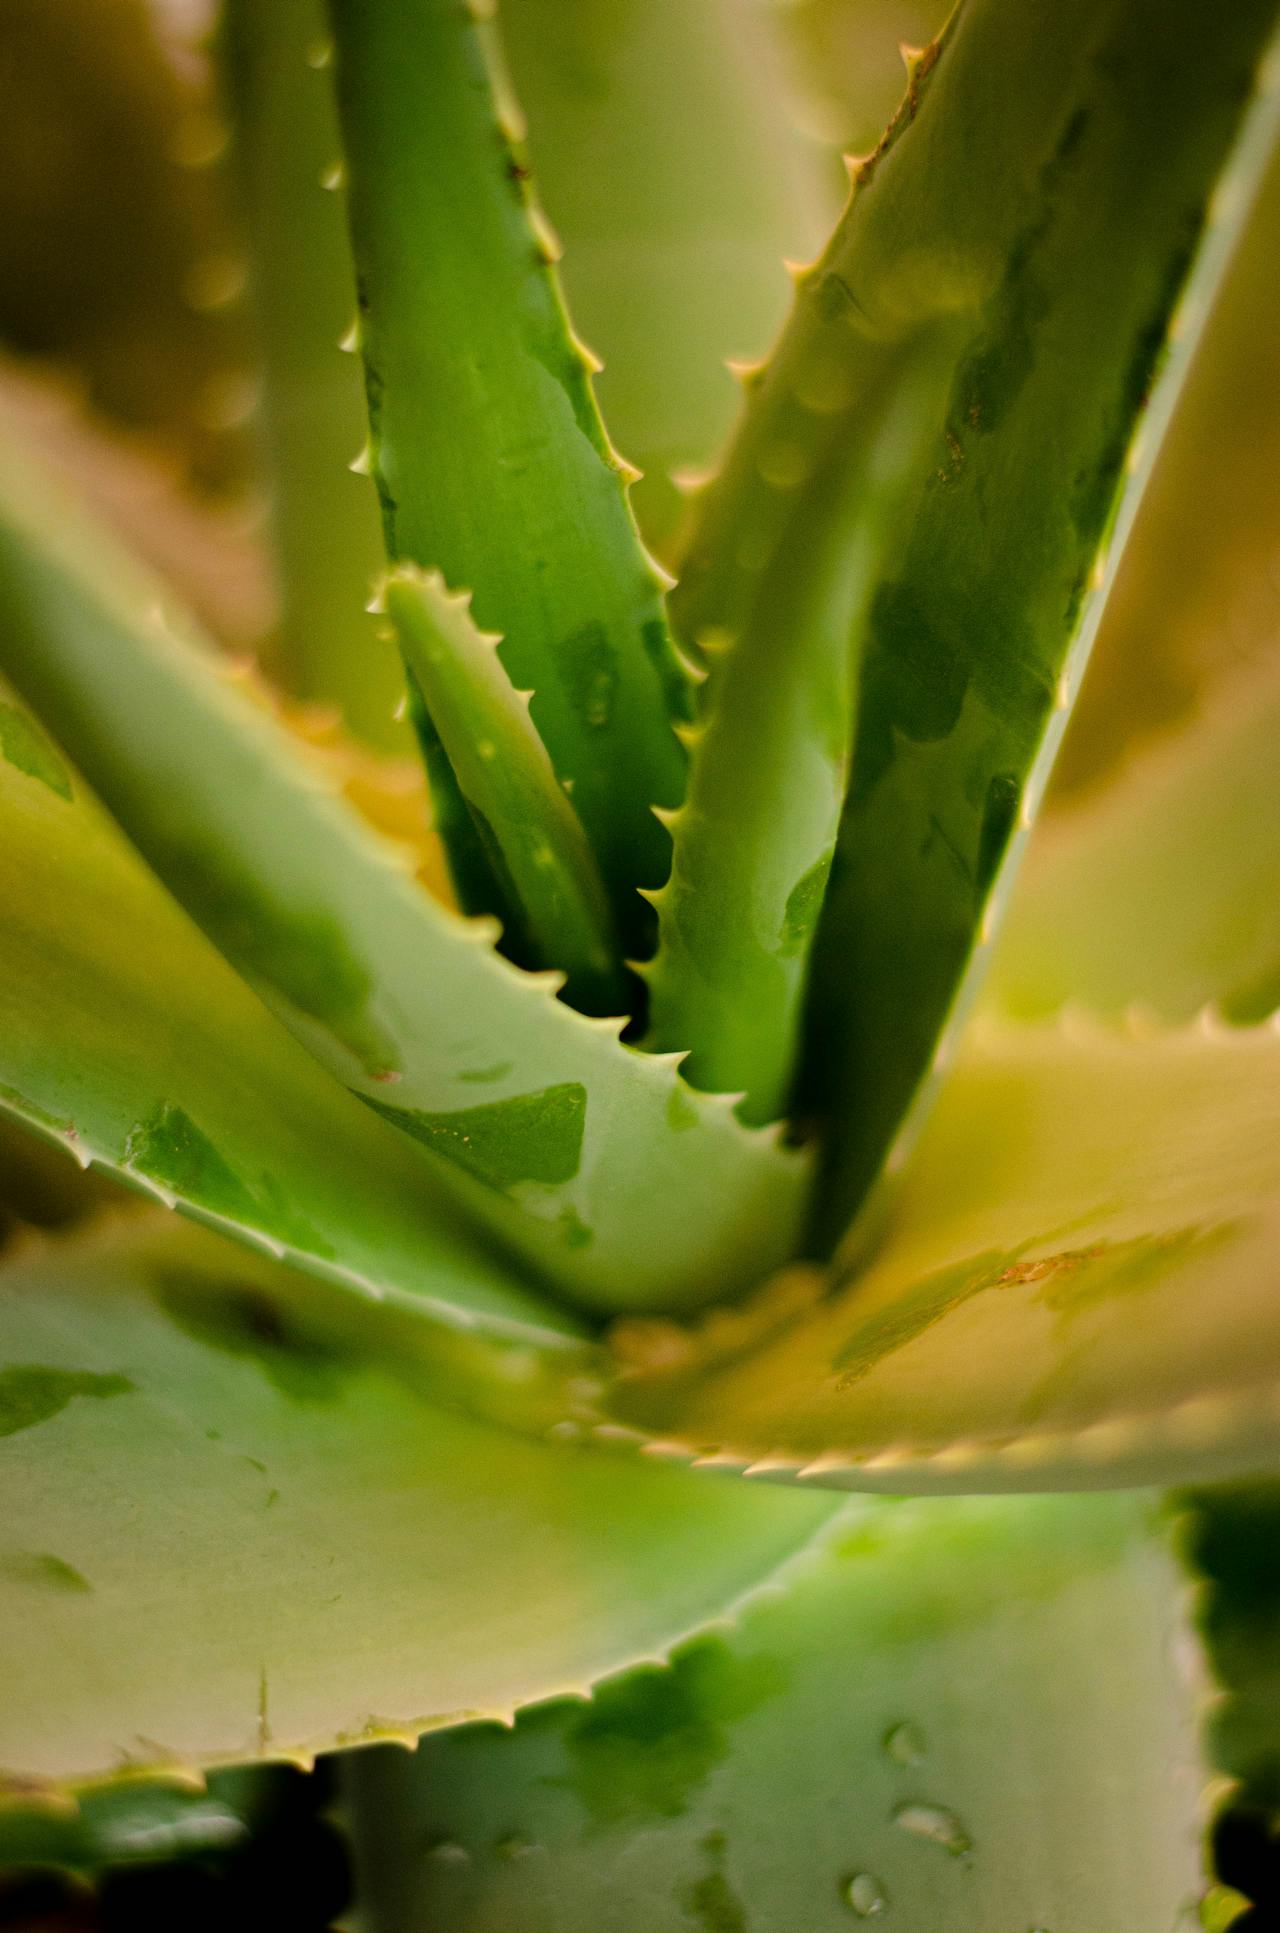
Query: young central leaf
[
  {"left": 385, "top": 567, "right": 627, "bottom": 1017},
  {"left": 326, "top": 0, "right": 690, "bottom": 957}
]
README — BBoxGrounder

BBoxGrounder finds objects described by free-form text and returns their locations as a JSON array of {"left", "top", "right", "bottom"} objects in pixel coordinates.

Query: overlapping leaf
[
  {"left": 0, "top": 1216, "right": 830, "bottom": 1786},
  {"left": 0, "top": 671, "right": 565, "bottom": 1342},
  {"left": 499, "top": 0, "right": 833, "bottom": 547},
  {"left": 346, "top": 1492, "right": 1207, "bottom": 1933},
  {"left": 989, "top": 658, "right": 1280, "bottom": 1026},
  {"left": 668, "top": 0, "right": 1280, "bottom": 1248},
  {"left": 0, "top": 450, "right": 804, "bottom": 1316},
  {"left": 218, "top": 0, "right": 405, "bottom": 748},
  {"left": 601, "top": 1015, "right": 1280, "bottom": 1491},
  {"left": 327, "top": 0, "right": 688, "bottom": 952}
]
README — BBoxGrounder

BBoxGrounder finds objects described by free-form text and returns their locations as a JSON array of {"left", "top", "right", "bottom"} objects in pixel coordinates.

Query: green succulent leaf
[
  {"left": 603, "top": 1013, "right": 1280, "bottom": 1491},
  {"left": 643, "top": 337, "right": 955, "bottom": 1124},
  {"left": 0, "top": 1215, "right": 829, "bottom": 1787},
  {"left": 345, "top": 1492, "right": 1207, "bottom": 1933},
  {"left": 988, "top": 645, "right": 1280, "bottom": 1031},
  {"left": 0, "top": 669, "right": 567, "bottom": 1343},
  {"left": 499, "top": 0, "right": 834, "bottom": 548},
  {"left": 1182, "top": 1482, "right": 1280, "bottom": 1815},
  {"left": 672, "top": 0, "right": 1280, "bottom": 1250},
  {"left": 386, "top": 566, "right": 627, "bottom": 1017},
  {"left": 0, "top": 447, "right": 805, "bottom": 1315},
  {"left": 217, "top": 0, "right": 406, "bottom": 750},
  {"left": 326, "top": 0, "right": 688, "bottom": 955}
]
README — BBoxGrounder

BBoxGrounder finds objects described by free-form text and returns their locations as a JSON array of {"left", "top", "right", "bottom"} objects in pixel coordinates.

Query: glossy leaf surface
[
  {"left": 0, "top": 671, "right": 565, "bottom": 1342},
  {"left": 0, "top": 451, "right": 804, "bottom": 1315},
  {"left": 605, "top": 1016, "right": 1280, "bottom": 1491},
  {"left": 0, "top": 1217, "right": 830, "bottom": 1786},
  {"left": 348, "top": 1493, "right": 1206, "bottom": 1933},
  {"left": 327, "top": 0, "right": 688, "bottom": 952},
  {"left": 675, "top": 0, "right": 1280, "bottom": 1248}
]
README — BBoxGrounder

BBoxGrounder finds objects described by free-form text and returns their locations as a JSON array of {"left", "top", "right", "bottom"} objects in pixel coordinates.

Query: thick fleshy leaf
[
  {"left": 989, "top": 658, "right": 1280, "bottom": 1026},
  {"left": 643, "top": 340, "right": 955, "bottom": 1125},
  {"left": 0, "top": 449, "right": 805, "bottom": 1315},
  {"left": 0, "top": 1216, "right": 831, "bottom": 1787},
  {"left": 345, "top": 1493, "right": 1209, "bottom": 1933},
  {"left": 500, "top": 0, "right": 833, "bottom": 548},
  {"left": 674, "top": 0, "right": 1280, "bottom": 1249},
  {"left": 218, "top": 0, "right": 405, "bottom": 749},
  {"left": 1182, "top": 1483, "right": 1280, "bottom": 1813},
  {"left": 1052, "top": 135, "right": 1280, "bottom": 800},
  {"left": 326, "top": 0, "right": 688, "bottom": 954},
  {"left": 600, "top": 1015, "right": 1280, "bottom": 1491},
  {"left": 0, "top": 673, "right": 568, "bottom": 1343},
  {"left": 386, "top": 568, "right": 626, "bottom": 1016}
]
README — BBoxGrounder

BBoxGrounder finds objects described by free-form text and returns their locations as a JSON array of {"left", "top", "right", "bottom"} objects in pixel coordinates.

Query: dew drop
[
  {"left": 884, "top": 1722, "right": 927, "bottom": 1767},
  {"left": 893, "top": 1804, "right": 971, "bottom": 1858},
  {"left": 426, "top": 1840, "right": 471, "bottom": 1866},
  {"left": 495, "top": 1832, "right": 538, "bottom": 1860},
  {"left": 844, "top": 1871, "right": 888, "bottom": 1916}
]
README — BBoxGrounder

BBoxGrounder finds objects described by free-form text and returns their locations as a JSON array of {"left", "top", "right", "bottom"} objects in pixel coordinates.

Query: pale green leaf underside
[
  {"left": 988, "top": 655, "right": 1280, "bottom": 1027},
  {"left": 218, "top": 0, "right": 406, "bottom": 751},
  {"left": 602, "top": 1016, "right": 1280, "bottom": 1491},
  {"left": 0, "top": 449, "right": 805, "bottom": 1315},
  {"left": 500, "top": 0, "right": 833, "bottom": 548},
  {"left": 347, "top": 1492, "right": 1206, "bottom": 1933},
  {"left": 0, "top": 672, "right": 569, "bottom": 1344},
  {"left": 0, "top": 1216, "right": 829, "bottom": 1786}
]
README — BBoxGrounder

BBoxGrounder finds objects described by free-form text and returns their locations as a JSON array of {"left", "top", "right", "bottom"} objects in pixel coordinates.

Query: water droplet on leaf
[
  {"left": 844, "top": 1871, "right": 888, "bottom": 1916},
  {"left": 884, "top": 1722, "right": 927, "bottom": 1766},
  {"left": 893, "top": 1804, "right": 971, "bottom": 1858}
]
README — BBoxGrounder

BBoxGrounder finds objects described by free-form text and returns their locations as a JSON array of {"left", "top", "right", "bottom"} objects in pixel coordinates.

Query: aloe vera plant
[{"left": 1, "top": 0, "right": 1279, "bottom": 1926}]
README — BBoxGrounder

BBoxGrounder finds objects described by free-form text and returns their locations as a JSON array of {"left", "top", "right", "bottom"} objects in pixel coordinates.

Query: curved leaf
[
  {"left": 0, "top": 446, "right": 805, "bottom": 1316},
  {"left": 346, "top": 1493, "right": 1208, "bottom": 1933},
  {"left": 500, "top": 0, "right": 833, "bottom": 548},
  {"left": 386, "top": 568, "right": 626, "bottom": 1016},
  {"left": 1182, "top": 1482, "right": 1280, "bottom": 1813},
  {"left": 1053, "top": 134, "right": 1280, "bottom": 799},
  {"left": 643, "top": 340, "right": 955, "bottom": 1125},
  {"left": 218, "top": 0, "right": 406, "bottom": 749},
  {"left": 0, "top": 673, "right": 569, "bottom": 1344},
  {"left": 0, "top": 1216, "right": 829, "bottom": 1787},
  {"left": 326, "top": 0, "right": 688, "bottom": 953},
  {"left": 601, "top": 1015, "right": 1280, "bottom": 1491},
  {"left": 671, "top": 0, "right": 1280, "bottom": 1248},
  {"left": 988, "top": 657, "right": 1280, "bottom": 1026}
]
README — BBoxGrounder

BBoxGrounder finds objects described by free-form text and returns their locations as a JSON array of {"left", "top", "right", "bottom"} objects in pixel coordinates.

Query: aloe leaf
[
  {"left": 0, "top": 672, "right": 569, "bottom": 1344},
  {"left": 1182, "top": 1483, "right": 1280, "bottom": 1822},
  {"left": 499, "top": 0, "right": 833, "bottom": 548},
  {"left": 325, "top": 0, "right": 688, "bottom": 954},
  {"left": 0, "top": 1215, "right": 829, "bottom": 1786},
  {"left": 0, "top": 447, "right": 804, "bottom": 1315},
  {"left": 345, "top": 1493, "right": 1207, "bottom": 1933},
  {"left": 988, "top": 657, "right": 1280, "bottom": 1027},
  {"left": 386, "top": 567, "right": 627, "bottom": 1016},
  {"left": 601, "top": 1014, "right": 1280, "bottom": 1491},
  {"left": 673, "top": 0, "right": 1280, "bottom": 1250},
  {"left": 1054, "top": 133, "right": 1280, "bottom": 800},
  {"left": 217, "top": 0, "right": 405, "bottom": 750},
  {"left": 643, "top": 337, "right": 955, "bottom": 1124}
]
